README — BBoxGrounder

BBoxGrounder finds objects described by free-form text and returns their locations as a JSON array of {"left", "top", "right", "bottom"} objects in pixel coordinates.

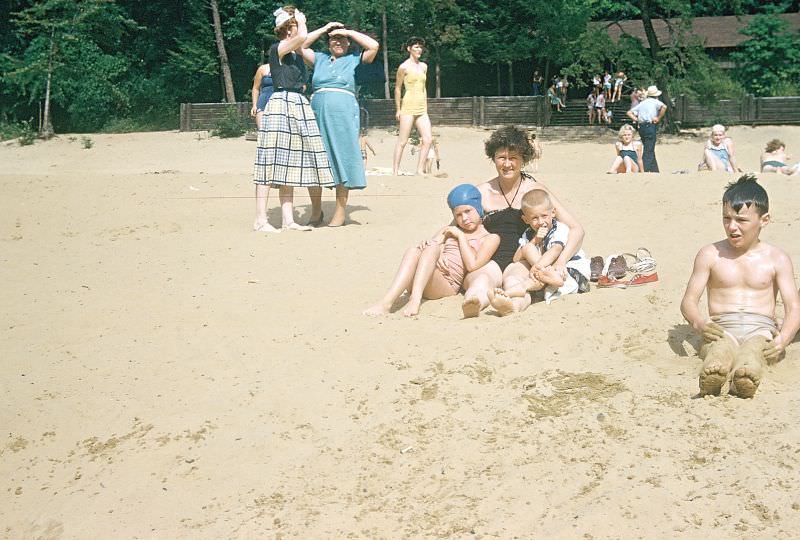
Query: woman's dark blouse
[{"left": 269, "top": 42, "right": 306, "bottom": 90}]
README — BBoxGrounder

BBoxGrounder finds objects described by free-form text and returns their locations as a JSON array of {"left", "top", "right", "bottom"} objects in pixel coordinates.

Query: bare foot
[
  {"left": 461, "top": 296, "right": 481, "bottom": 318},
  {"left": 363, "top": 303, "right": 390, "bottom": 316},
  {"left": 403, "top": 298, "right": 421, "bottom": 317},
  {"left": 254, "top": 222, "right": 280, "bottom": 234},
  {"left": 698, "top": 360, "right": 730, "bottom": 396},
  {"left": 488, "top": 288, "right": 515, "bottom": 316},
  {"left": 730, "top": 365, "right": 761, "bottom": 398},
  {"left": 283, "top": 222, "right": 312, "bottom": 232}
]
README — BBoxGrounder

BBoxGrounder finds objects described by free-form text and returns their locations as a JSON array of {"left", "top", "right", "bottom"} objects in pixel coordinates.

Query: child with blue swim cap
[{"left": 364, "top": 184, "right": 500, "bottom": 317}]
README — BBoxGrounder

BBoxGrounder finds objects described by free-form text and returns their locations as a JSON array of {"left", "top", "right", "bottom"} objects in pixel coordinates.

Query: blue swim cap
[{"left": 447, "top": 183, "right": 483, "bottom": 218}]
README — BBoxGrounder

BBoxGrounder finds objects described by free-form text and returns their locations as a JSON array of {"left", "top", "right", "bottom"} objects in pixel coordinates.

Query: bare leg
[
  {"left": 307, "top": 187, "right": 322, "bottom": 224},
  {"left": 461, "top": 262, "right": 502, "bottom": 318},
  {"left": 698, "top": 336, "right": 736, "bottom": 396},
  {"left": 254, "top": 184, "right": 278, "bottom": 232},
  {"left": 329, "top": 185, "right": 348, "bottom": 227},
  {"left": 279, "top": 186, "right": 311, "bottom": 231},
  {"left": 623, "top": 156, "right": 635, "bottom": 173},
  {"left": 392, "top": 115, "right": 415, "bottom": 175},
  {"left": 404, "top": 244, "right": 451, "bottom": 317},
  {"left": 255, "top": 111, "right": 264, "bottom": 131},
  {"left": 607, "top": 156, "right": 623, "bottom": 174},
  {"left": 414, "top": 114, "right": 433, "bottom": 175},
  {"left": 704, "top": 149, "right": 724, "bottom": 171},
  {"left": 729, "top": 336, "right": 768, "bottom": 398},
  {"left": 488, "top": 262, "right": 534, "bottom": 315},
  {"left": 363, "top": 246, "right": 422, "bottom": 315}
]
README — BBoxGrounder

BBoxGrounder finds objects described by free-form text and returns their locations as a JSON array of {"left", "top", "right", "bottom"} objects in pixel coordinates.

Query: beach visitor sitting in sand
[
  {"left": 363, "top": 184, "right": 499, "bottom": 317},
  {"left": 680, "top": 174, "right": 800, "bottom": 398},
  {"left": 458, "top": 126, "right": 584, "bottom": 317},
  {"left": 697, "top": 124, "right": 742, "bottom": 173},
  {"left": 761, "top": 139, "right": 800, "bottom": 175},
  {"left": 490, "top": 189, "right": 589, "bottom": 305},
  {"left": 606, "top": 124, "right": 643, "bottom": 174}
]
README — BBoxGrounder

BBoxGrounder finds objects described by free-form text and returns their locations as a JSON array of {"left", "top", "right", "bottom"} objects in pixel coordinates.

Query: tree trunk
[
  {"left": 382, "top": 9, "right": 389, "bottom": 99},
  {"left": 640, "top": 0, "right": 674, "bottom": 132},
  {"left": 41, "top": 29, "right": 55, "bottom": 139},
  {"left": 508, "top": 61, "right": 514, "bottom": 95},
  {"left": 210, "top": 0, "right": 236, "bottom": 103},
  {"left": 435, "top": 60, "right": 441, "bottom": 98}
]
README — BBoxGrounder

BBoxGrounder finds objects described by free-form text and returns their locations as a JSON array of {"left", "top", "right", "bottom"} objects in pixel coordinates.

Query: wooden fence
[{"left": 180, "top": 95, "right": 800, "bottom": 131}]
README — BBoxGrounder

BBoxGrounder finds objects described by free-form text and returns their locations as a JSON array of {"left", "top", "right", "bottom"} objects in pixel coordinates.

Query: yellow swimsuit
[{"left": 399, "top": 69, "right": 427, "bottom": 115}]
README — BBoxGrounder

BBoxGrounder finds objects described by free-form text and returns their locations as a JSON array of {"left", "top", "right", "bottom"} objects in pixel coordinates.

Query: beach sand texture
[{"left": 3, "top": 125, "right": 800, "bottom": 538}]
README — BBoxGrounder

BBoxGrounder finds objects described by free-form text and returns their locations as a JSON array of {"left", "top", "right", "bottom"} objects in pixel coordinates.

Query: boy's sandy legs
[
  {"left": 698, "top": 336, "right": 737, "bottom": 396},
  {"left": 698, "top": 334, "right": 767, "bottom": 397},
  {"left": 729, "top": 336, "right": 768, "bottom": 398}
]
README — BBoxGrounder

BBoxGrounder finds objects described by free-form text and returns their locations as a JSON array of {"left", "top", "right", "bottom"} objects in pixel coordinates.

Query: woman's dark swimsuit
[{"left": 483, "top": 207, "right": 527, "bottom": 270}]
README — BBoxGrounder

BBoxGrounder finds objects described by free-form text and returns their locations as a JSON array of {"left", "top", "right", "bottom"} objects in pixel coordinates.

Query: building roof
[{"left": 600, "top": 13, "right": 800, "bottom": 49}]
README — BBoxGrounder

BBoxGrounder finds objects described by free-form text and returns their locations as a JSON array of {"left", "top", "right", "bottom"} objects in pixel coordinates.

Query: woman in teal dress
[{"left": 303, "top": 23, "right": 379, "bottom": 227}]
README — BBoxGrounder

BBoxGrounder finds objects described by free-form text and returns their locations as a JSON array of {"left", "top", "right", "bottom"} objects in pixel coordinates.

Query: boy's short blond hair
[{"left": 521, "top": 189, "right": 552, "bottom": 212}]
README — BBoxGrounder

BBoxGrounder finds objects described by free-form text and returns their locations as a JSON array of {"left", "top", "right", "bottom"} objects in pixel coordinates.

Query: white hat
[
  {"left": 646, "top": 85, "right": 662, "bottom": 97},
  {"left": 274, "top": 7, "right": 292, "bottom": 28}
]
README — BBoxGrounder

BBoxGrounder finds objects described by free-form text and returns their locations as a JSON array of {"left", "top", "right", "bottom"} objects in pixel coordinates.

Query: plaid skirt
[{"left": 253, "top": 91, "right": 334, "bottom": 187}]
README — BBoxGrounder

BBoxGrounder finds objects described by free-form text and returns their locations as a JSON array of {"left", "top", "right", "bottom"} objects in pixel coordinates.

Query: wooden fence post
[
  {"left": 180, "top": 103, "right": 187, "bottom": 131},
  {"left": 479, "top": 96, "right": 485, "bottom": 126},
  {"left": 472, "top": 96, "right": 477, "bottom": 127}
]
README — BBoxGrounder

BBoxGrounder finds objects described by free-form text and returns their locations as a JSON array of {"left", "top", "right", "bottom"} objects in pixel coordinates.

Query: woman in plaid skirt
[{"left": 253, "top": 6, "right": 334, "bottom": 232}]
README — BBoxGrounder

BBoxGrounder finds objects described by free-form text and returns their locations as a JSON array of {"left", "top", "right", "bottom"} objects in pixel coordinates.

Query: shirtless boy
[{"left": 680, "top": 174, "right": 800, "bottom": 398}]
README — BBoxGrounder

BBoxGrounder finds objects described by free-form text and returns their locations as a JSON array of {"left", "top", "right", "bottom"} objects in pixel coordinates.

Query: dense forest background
[{"left": 1, "top": 0, "right": 798, "bottom": 134}]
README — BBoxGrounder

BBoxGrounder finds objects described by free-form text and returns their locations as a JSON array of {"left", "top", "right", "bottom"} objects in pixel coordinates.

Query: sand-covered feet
[
  {"left": 462, "top": 296, "right": 482, "bottom": 318},
  {"left": 729, "top": 338, "right": 767, "bottom": 398},
  {"left": 487, "top": 288, "right": 516, "bottom": 316},
  {"left": 698, "top": 355, "right": 732, "bottom": 396}
]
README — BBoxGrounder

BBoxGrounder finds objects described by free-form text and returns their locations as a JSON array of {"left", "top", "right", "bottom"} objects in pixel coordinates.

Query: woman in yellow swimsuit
[{"left": 392, "top": 37, "right": 433, "bottom": 176}]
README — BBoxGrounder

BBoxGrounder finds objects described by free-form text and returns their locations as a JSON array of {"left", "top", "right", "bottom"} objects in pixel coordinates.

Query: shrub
[{"left": 211, "top": 106, "right": 249, "bottom": 138}]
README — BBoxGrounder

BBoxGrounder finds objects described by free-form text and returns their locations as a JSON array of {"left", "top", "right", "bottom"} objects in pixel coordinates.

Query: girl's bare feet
[
  {"left": 461, "top": 296, "right": 481, "bottom": 318},
  {"left": 487, "top": 288, "right": 515, "bottom": 316}
]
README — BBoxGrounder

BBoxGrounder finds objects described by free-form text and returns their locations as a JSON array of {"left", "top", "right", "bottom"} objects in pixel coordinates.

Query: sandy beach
[{"left": 3, "top": 124, "right": 800, "bottom": 539}]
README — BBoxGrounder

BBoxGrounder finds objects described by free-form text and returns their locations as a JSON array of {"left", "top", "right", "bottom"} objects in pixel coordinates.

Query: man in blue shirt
[{"left": 627, "top": 85, "right": 668, "bottom": 172}]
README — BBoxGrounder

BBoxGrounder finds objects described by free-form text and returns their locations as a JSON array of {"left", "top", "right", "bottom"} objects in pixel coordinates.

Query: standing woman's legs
[
  {"left": 307, "top": 187, "right": 322, "bottom": 223},
  {"left": 414, "top": 114, "right": 433, "bottom": 175},
  {"left": 279, "top": 186, "right": 311, "bottom": 231},
  {"left": 329, "top": 185, "right": 349, "bottom": 227},
  {"left": 392, "top": 114, "right": 415, "bottom": 175},
  {"left": 254, "top": 184, "right": 279, "bottom": 232}
]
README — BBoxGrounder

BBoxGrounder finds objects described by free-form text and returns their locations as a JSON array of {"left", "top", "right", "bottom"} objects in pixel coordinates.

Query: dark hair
[
  {"left": 765, "top": 139, "right": 785, "bottom": 153},
  {"left": 723, "top": 174, "right": 769, "bottom": 216},
  {"left": 484, "top": 126, "right": 534, "bottom": 164},
  {"left": 405, "top": 36, "right": 425, "bottom": 49},
  {"left": 325, "top": 23, "right": 346, "bottom": 37}
]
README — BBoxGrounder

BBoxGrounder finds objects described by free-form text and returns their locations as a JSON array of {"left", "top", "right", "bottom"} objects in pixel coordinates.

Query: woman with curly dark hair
[{"left": 459, "top": 126, "right": 585, "bottom": 317}]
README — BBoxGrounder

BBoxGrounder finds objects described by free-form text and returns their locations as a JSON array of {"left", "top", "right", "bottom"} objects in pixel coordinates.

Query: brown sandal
[
  {"left": 590, "top": 256, "right": 604, "bottom": 282},
  {"left": 607, "top": 255, "right": 628, "bottom": 280}
]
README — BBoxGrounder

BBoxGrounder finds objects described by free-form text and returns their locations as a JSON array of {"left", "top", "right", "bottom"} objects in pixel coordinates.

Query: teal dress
[{"left": 311, "top": 51, "right": 366, "bottom": 190}]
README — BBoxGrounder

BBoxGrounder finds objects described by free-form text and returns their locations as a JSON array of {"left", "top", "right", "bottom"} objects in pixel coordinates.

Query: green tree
[
  {"left": 3, "top": 0, "right": 136, "bottom": 135},
  {"left": 731, "top": 13, "right": 800, "bottom": 96}
]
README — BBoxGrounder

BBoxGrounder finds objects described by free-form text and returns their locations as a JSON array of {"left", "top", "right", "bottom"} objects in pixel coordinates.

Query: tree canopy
[{"left": 1, "top": 0, "right": 796, "bottom": 134}]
